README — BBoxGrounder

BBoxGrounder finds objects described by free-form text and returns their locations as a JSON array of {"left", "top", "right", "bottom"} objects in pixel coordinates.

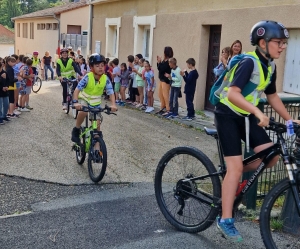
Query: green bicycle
[{"left": 72, "top": 105, "right": 116, "bottom": 183}]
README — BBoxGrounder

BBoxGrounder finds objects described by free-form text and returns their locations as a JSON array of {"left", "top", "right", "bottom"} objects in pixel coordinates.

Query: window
[
  {"left": 105, "top": 17, "right": 121, "bottom": 58},
  {"left": 22, "top": 23, "right": 28, "bottom": 38},
  {"left": 133, "top": 15, "right": 156, "bottom": 63},
  {"left": 46, "top": 23, "right": 52, "bottom": 30},
  {"left": 30, "top": 22, "right": 34, "bottom": 39},
  {"left": 53, "top": 23, "right": 58, "bottom": 30},
  {"left": 41, "top": 24, "right": 45, "bottom": 30},
  {"left": 37, "top": 24, "right": 41, "bottom": 30},
  {"left": 17, "top": 23, "right": 20, "bottom": 37}
]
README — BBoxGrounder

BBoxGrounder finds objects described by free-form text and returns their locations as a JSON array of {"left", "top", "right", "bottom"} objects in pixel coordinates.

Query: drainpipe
[
  {"left": 11, "top": 19, "right": 15, "bottom": 55},
  {"left": 53, "top": 13, "right": 60, "bottom": 55},
  {"left": 88, "top": 3, "right": 93, "bottom": 54}
]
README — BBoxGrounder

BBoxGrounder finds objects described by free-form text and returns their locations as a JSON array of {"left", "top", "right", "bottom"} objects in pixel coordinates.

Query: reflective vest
[
  {"left": 78, "top": 72, "right": 107, "bottom": 106},
  {"left": 219, "top": 51, "right": 275, "bottom": 115},
  {"left": 32, "top": 57, "right": 39, "bottom": 67},
  {"left": 57, "top": 58, "right": 76, "bottom": 78}
]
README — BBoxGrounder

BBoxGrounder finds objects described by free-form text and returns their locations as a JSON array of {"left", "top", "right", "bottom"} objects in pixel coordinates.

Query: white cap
[{"left": 67, "top": 46, "right": 73, "bottom": 50}]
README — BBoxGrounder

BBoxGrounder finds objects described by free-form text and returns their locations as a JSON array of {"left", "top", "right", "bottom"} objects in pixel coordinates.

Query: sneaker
[
  {"left": 3, "top": 117, "right": 10, "bottom": 122},
  {"left": 164, "top": 112, "right": 173, "bottom": 118},
  {"left": 135, "top": 103, "right": 142, "bottom": 108},
  {"left": 62, "top": 104, "right": 67, "bottom": 110},
  {"left": 162, "top": 111, "right": 171, "bottom": 116},
  {"left": 7, "top": 114, "right": 17, "bottom": 118},
  {"left": 155, "top": 108, "right": 166, "bottom": 114},
  {"left": 148, "top": 107, "right": 154, "bottom": 112},
  {"left": 26, "top": 105, "right": 33, "bottom": 110},
  {"left": 0, "top": 119, "right": 4, "bottom": 125},
  {"left": 141, "top": 106, "right": 147, "bottom": 111},
  {"left": 217, "top": 218, "right": 243, "bottom": 242},
  {"left": 71, "top": 127, "right": 81, "bottom": 143},
  {"left": 20, "top": 107, "right": 30, "bottom": 112},
  {"left": 116, "top": 100, "right": 120, "bottom": 104},
  {"left": 145, "top": 107, "right": 151, "bottom": 113},
  {"left": 182, "top": 116, "right": 192, "bottom": 121},
  {"left": 171, "top": 114, "right": 179, "bottom": 118},
  {"left": 13, "top": 110, "right": 21, "bottom": 115}
]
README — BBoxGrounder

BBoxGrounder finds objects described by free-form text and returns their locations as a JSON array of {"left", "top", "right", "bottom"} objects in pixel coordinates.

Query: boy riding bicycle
[
  {"left": 214, "top": 20, "right": 300, "bottom": 242},
  {"left": 71, "top": 53, "right": 117, "bottom": 145}
]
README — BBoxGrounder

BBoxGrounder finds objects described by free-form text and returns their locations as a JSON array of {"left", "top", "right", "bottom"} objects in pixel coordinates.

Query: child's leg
[
  {"left": 14, "top": 84, "right": 20, "bottom": 107},
  {"left": 75, "top": 111, "right": 88, "bottom": 129},
  {"left": 150, "top": 91, "right": 154, "bottom": 107},
  {"left": 0, "top": 97, "right": 3, "bottom": 120},
  {"left": 169, "top": 87, "right": 174, "bottom": 113},
  {"left": 173, "top": 87, "right": 180, "bottom": 115},
  {"left": 138, "top": 86, "right": 143, "bottom": 105},
  {"left": 120, "top": 86, "right": 126, "bottom": 101},
  {"left": 147, "top": 90, "right": 151, "bottom": 107},
  {"left": 3, "top": 96, "right": 9, "bottom": 118},
  {"left": 8, "top": 90, "right": 15, "bottom": 115}
]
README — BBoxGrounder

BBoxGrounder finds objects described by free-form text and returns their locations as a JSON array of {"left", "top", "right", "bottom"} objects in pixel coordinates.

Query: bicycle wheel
[
  {"left": 75, "top": 127, "right": 86, "bottom": 165},
  {"left": 88, "top": 136, "right": 107, "bottom": 183},
  {"left": 260, "top": 178, "right": 300, "bottom": 249},
  {"left": 32, "top": 77, "right": 42, "bottom": 93},
  {"left": 154, "top": 146, "right": 221, "bottom": 233}
]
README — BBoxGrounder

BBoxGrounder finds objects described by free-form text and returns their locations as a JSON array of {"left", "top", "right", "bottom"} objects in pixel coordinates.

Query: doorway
[{"left": 204, "top": 25, "right": 222, "bottom": 111}]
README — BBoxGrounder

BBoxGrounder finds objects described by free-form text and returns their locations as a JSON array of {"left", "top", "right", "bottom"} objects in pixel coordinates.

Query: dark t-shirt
[
  {"left": 157, "top": 60, "right": 171, "bottom": 84},
  {"left": 215, "top": 49, "right": 277, "bottom": 115},
  {"left": 43, "top": 56, "right": 52, "bottom": 66}
]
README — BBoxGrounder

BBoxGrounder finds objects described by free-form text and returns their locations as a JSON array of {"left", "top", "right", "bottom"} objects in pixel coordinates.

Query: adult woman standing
[
  {"left": 228, "top": 40, "right": 242, "bottom": 63},
  {"left": 43, "top": 51, "right": 54, "bottom": 81},
  {"left": 157, "top": 46, "right": 173, "bottom": 115}
]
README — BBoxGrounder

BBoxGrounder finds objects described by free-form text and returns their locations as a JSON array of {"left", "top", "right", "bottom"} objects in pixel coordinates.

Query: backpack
[{"left": 209, "top": 54, "right": 258, "bottom": 106}]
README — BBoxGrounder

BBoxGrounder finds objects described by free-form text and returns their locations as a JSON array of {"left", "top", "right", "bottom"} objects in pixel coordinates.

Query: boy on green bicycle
[
  {"left": 71, "top": 53, "right": 117, "bottom": 144},
  {"left": 214, "top": 21, "right": 300, "bottom": 242}
]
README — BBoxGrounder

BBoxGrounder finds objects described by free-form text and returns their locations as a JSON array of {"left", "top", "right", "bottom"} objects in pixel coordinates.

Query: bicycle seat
[{"left": 204, "top": 127, "right": 217, "bottom": 136}]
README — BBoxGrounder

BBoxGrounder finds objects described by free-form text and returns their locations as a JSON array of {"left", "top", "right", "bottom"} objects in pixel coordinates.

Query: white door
[{"left": 283, "top": 30, "right": 300, "bottom": 94}]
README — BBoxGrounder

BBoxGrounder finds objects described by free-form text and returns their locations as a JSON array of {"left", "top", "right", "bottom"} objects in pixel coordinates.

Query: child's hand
[
  {"left": 157, "top": 56, "right": 162, "bottom": 63},
  {"left": 1, "top": 73, "right": 6, "bottom": 78},
  {"left": 73, "top": 103, "right": 82, "bottom": 110},
  {"left": 30, "top": 74, "right": 35, "bottom": 78},
  {"left": 164, "top": 73, "right": 170, "bottom": 78},
  {"left": 110, "top": 105, "right": 118, "bottom": 112},
  {"left": 17, "top": 76, "right": 23, "bottom": 81}
]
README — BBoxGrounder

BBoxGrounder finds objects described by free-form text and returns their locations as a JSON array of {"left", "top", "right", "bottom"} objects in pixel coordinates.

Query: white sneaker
[
  {"left": 20, "top": 107, "right": 30, "bottom": 112},
  {"left": 145, "top": 107, "right": 150, "bottom": 113},
  {"left": 62, "top": 104, "right": 67, "bottom": 110},
  {"left": 14, "top": 110, "right": 21, "bottom": 115},
  {"left": 148, "top": 107, "right": 154, "bottom": 112}
]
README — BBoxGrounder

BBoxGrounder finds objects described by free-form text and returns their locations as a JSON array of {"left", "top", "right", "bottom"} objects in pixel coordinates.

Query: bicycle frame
[{"left": 178, "top": 129, "right": 300, "bottom": 215}]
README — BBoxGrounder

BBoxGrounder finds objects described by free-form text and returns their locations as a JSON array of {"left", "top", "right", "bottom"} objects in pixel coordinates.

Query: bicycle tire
[
  {"left": 88, "top": 136, "right": 107, "bottom": 183},
  {"left": 75, "top": 127, "right": 86, "bottom": 165},
  {"left": 154, "top": 146, "right": 221, "bottom": 233},
  {"left": 32, "top": 77, "right": 42, "bottom": 93},
  {"left": 65, "top": 100, "right": 70, "bottom": 114},
  {"left": 260, "top": 178, "right": 300, "bottom": 249}
]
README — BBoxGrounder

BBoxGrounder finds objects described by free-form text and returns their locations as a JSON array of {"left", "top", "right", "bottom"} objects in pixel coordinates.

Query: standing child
[
  {"left": 20, "top": 59, "right": 34, "bottom": 112},
  {"left": 143, "top": 60, "right": 156, "bottom": 113},
  {"left": 132, "top": 57, "right": 144, "bottom": 108},
  {"left": 165, "top": 58, "right": 182, "bottom": 118},
  {"left": 180, "top": 58, "right": 199, "bottom": 120},
  {"left": 0, "top": 58, "right": 9, "bottom": 124},
  {"left": 112, "top": 58, "right": 121, "bottom": 103},
  {"left": 118, "top": 63, "right": 130, "bottom": 106}
]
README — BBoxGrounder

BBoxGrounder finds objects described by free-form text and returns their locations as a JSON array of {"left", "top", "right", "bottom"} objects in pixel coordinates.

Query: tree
[{"left": 6, "top": 0, "right": 21, "bottom": 28}]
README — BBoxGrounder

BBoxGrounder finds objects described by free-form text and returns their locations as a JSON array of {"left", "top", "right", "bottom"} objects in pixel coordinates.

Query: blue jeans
[
  {"left": 44, "top": 65, "right": 54, "bottom": 80},
  {"left": 185, "top": 91, "right": 195, "bottom": 117},
  {"left": 0, "top": 96, "right": 9, "bottom": 119},
  {"left": 169, "top": 86, "right": 180, "bottom": 115}
]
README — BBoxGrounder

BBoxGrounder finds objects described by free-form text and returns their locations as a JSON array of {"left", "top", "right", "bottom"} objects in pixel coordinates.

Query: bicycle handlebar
[
  {"left": 72, "top": 104, "right": 117, "bottom": 115},
  {"left": 62, "top": 78, "right": 77, "bottom": 84},
  {"left": 266, "top": 117, "right": 300, "bottom": 134}
]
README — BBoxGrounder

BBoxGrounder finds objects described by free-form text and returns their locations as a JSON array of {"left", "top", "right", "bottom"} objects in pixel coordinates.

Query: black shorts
[
  {"left": 214, "top": 112, "right": 271, "bottom": 157},
  {"left": 8, "top": 90, "right": 14, "bottom": 104}
]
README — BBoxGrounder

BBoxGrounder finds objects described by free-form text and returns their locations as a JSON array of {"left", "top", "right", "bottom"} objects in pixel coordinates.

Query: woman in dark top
[
  {"left": 0, "top": 57, "right": 9, "bottom": 123},
  {"left": 157, "top": 46, "right": 173, "bottom": 115},
  {"left": 43, "top": 51, "right": 54, "bottom": 81}
]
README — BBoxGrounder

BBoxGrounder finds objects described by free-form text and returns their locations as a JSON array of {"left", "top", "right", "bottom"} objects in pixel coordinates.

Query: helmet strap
[{"left": 257, "top": 40, "right": 272, "bottom": 64}]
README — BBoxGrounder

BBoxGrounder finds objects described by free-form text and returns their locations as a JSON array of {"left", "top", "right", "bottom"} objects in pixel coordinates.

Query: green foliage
[{"left": 0, "top": 0, "right": 64, "bottom": 28}]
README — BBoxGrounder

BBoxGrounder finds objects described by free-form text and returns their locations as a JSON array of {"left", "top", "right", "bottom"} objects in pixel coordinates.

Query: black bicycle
[
  {"left": 32, "top": 67, "right": 42, "bottom": 93},
  {"left": 62, "top": 78, "right": 78, "bottom": 119},
  {"left": 154, "top": 117, "right": 300, "bottom": 249},
  {"left": 72, "top": 105, "right": 116, "bottom": 183}
]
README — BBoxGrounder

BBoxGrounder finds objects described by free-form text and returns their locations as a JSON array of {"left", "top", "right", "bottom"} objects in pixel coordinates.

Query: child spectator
[
  {"left": 127, "top": 55, "right": 135, "bottom": 103},
  {"left": 131, "top": 54, "right": 143, "bottom": 107},
  {"left": 144, "top": 60, "right": 156, "bottom": 113},
  {"left": 134, "top": 58, "right": 145, "bottom": 108},
  {"left": 180, "top": 58, "right": 199, "bottom": 120},
  {"left": 118, "top": 62, "right": 130, "bottom": 106},
  {"left": 112, "top": 58, "right": 121, "bottom": 103},
  {"left": 11, "top": 54, "right": 23, "bottom": 114},
  {"left": 164, "top": 58, "right": 182, "bottom": 118},
  {"left": 79, "top": 57, "right": 88, "bottom": 76},
  {"left": 19, "top": 58, "right": 34, "bottom": 112},
  {"left": 0, "top": 57, "right": 9, "bottom": 124},
  {"left": 213, "top": 47, "right": 230, "bottom": 80}
]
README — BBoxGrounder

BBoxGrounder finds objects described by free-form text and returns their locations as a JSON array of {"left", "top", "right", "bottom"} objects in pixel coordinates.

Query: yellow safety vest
[
  {"left": 32, "top": 57, "right": 39, "bottom": 67},
  {"left": 57, "top": 58, "right": 76, "bottom": 78},
  {"left": 78, "top": 72, "right": 107, "bottom": 106},
  {"left": 219, "top": 51, "right": 275, "bottom": 115}
]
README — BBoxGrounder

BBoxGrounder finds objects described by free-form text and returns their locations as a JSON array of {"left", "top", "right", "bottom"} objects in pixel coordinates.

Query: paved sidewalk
[{"left": 124, "top": 99, "right": 216, "bottom": 131}]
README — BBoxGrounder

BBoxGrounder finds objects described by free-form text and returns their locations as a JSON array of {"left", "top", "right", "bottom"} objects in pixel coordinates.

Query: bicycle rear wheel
[
  {"left": 260, "top": 178, "right": 300, "bottom": 249},
  {"left": 88, "top": 136, "right": 107, "bottom": 183},
  {"left": 75, "top": 127, "right": 86, "bottom": 165},
  {"left": 154, "top": 146, "right": 221, "bottom": 233},
  {"left": 32, "top": 77, "right": 42, "bottom": 93},
  {"left": 65, "top": 99, "right": 70, "bottom": 114}
]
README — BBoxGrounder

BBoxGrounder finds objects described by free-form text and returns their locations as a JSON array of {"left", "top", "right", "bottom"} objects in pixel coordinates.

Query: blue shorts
[{"left": 16, "top": 82, "right": 21, "bottom": 89}]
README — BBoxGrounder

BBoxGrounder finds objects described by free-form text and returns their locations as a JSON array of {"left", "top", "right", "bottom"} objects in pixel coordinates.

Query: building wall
[
  {"left": 92, "top": 0, "right": 300, "bottom": 110},
  {"left": 14, "top": 17, "right": 59, "bottom": 59},
  {"left": 60, "top": 6, "right": 90, "bottom": 34},
  {"left": 0, "top": 43, "right": 14, "bottom": 57}
]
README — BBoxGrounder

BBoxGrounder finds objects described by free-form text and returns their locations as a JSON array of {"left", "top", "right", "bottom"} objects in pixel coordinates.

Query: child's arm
[
  {"left": 171, "top": 68, "right": 182, "bottom": 82},
  {"left": 105, "top": 78, "right": 117, "bottom": 111},
  {"left": 267, "top": 93, "right": 292, "bottom": 121}
]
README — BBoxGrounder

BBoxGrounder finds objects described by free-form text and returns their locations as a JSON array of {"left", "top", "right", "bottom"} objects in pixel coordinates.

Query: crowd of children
[{"left": 0, "top": 54, "right": 35, "bottom": 124}]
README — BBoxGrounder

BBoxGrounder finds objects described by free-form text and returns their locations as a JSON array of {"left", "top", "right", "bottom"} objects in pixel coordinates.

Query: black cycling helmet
[
  {"left": 89, "top": 53, "right": 106, "bottom": 66},
  {"left": 60, "top": 48, "right": 68, "bottom": 54},
  {"left": 250, "top": 20, "right": 289, "bottom": 46}
]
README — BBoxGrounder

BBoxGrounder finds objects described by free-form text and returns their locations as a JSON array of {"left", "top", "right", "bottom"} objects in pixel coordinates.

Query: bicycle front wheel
[
  {"left": 72, "top": 109, "right": 78, "bottom": 119},
  {"left": 75, "top": 127, "right": 86, "bottom": 165},
  {"left": 32, "top": 77, "right": 42, "bottom": 93},
  {"left": 88, "top": 136, "right": 107, "bottom": 183},
  {"left": 65, "top": 99, "right": 70, "bottom": 114},
  {"left": 260, "top": 178, "right": 300, "bottom": 249},
  {"left": 154, "top": 146, "right": 221, "bottom": 233}
]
